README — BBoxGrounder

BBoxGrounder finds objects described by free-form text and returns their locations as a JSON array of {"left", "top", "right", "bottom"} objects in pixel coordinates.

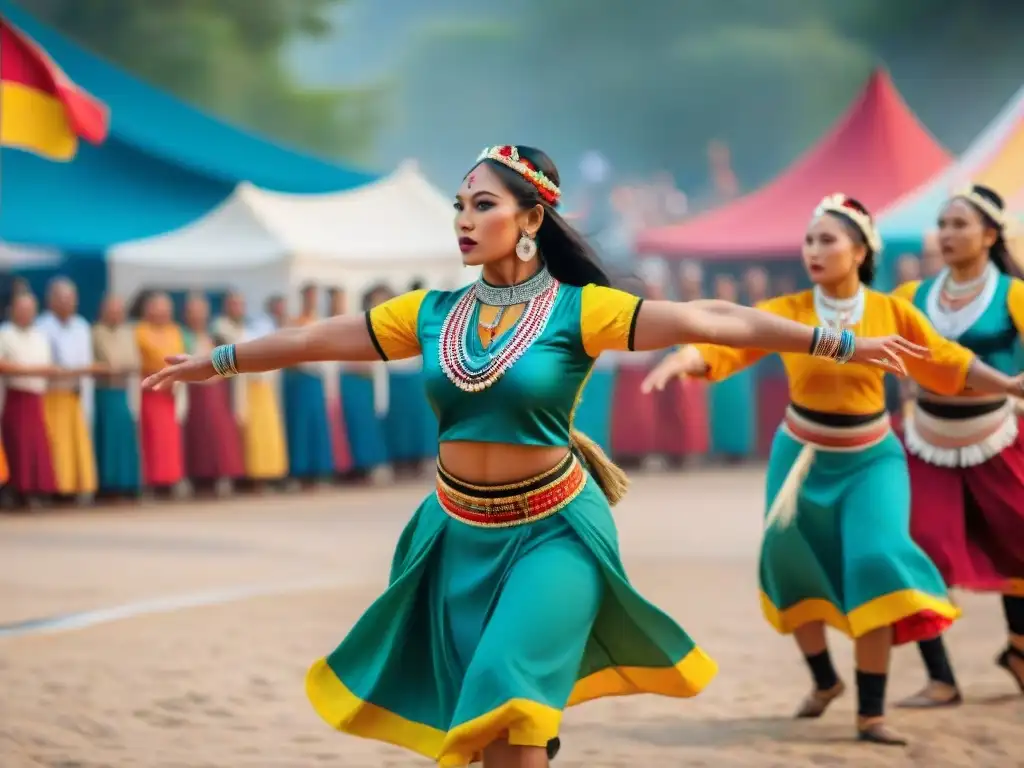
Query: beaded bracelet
[
  {"left": 211, "top": 344, "right": 239, "bottom": 377},
  {"left": 810, "top": 327, "right": 856, "bottom": 364}
]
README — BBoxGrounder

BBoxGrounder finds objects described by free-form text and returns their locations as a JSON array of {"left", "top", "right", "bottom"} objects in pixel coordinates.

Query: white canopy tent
[
  {"left": 0, "top": 242, "right": 62, "bottom": 268},
  {"left": 108, "top": 161, "right": 475, "bottom": 312}
]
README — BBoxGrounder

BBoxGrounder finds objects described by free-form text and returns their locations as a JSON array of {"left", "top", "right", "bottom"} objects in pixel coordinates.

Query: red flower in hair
[{"left": 498, "top": 146, "right": 513, "bottom": 157}]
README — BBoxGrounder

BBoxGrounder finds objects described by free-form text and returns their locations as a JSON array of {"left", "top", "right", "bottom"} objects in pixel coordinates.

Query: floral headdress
[
  {"left": 951, "top": 185, "right": 1006, "bottom": 230},
  {"left": 477, "top": 145, "right": 562, "bottom": 206},
  {"left": 813, "top": 193, "right": 883, "bottom": 254}
]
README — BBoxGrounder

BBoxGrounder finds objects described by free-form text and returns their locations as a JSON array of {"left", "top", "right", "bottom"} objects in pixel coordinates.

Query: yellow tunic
[{"left": 694, "top": 289, "right": 974, "bottom": 413}]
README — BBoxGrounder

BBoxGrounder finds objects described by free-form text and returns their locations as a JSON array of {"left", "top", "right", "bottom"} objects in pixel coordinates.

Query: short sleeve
[
  {"left": 890, "top": 295, "right": 973, "bottom": 395},
  {"left": 580, "top": 284, "right": 643, "bottom": 357},
  {"left": 366, "top": 290, "right": 427, "bottom": 361},
  {"left": 891, "top": 281, "right": 921, "bottom": 303},
  {"left": 1007, "top": 279, "right": 1024, "bottom": 336}
]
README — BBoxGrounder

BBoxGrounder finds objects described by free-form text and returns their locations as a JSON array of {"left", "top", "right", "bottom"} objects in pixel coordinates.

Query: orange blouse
[{"left": 135, "top": 321, "right": 185, "bottom": 376}]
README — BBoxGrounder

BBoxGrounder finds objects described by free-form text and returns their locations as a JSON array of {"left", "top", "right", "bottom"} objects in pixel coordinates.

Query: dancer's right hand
[{"left": 640, "top": 346, "right": 707, "bottom": 393}]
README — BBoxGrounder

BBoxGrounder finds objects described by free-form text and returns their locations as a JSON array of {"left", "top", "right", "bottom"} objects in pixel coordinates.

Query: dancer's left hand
[
  {"left": 849, "top": 336, "right": 929, "bottom": 376},
  {"left": 142, "top": 354, "right": 217, "bottom": 391}
]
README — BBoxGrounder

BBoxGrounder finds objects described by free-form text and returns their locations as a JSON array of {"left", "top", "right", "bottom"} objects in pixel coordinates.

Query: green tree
[{"left": 15, "top": 0, "right": 380, "bottom": 160}]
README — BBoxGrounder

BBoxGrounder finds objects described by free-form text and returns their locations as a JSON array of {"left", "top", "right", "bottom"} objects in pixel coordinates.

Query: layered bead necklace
[
  {"left": 939, "top": 265, "right": 991, "bottom": 310},
  {"left": 439, "top": 268, "right": 559, "bottom": 393},
  {"left": 813, "top": 285, "right": 864, "bottom": 330}
]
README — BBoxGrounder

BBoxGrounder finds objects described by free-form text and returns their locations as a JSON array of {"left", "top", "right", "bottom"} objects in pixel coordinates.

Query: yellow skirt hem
[
  {"left": 760, "top": 588, "right": 961, "bottom": 638},
  {"left": 306, "top": 646, "right": 716, "bottom": 766}
]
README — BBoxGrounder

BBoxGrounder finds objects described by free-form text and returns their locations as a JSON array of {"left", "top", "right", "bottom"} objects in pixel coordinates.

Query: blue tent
[{"left": 0, "top": 0, "right": 377, "bottom": 316}]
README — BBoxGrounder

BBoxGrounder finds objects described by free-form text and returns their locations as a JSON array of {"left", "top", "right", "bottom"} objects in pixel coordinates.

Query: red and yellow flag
[{"left": 0, "top": 14, "right": 109, "bottom": 160}]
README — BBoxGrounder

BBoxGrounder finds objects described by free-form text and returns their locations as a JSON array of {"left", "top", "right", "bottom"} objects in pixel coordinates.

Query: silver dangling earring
[{"left": 516, "top": 231, "right": 537, "bottom": 262}]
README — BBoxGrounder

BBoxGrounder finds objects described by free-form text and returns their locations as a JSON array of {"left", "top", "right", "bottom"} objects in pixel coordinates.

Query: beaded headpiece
[
  {"left": 951, "top": 186, "right": 1006, "bottom": 230},
  {"left": 813, "top": 193, "right": 883, "bottom": 254},
  {"left": 476, "top": 145, "right": 562, "bottom": 206}
]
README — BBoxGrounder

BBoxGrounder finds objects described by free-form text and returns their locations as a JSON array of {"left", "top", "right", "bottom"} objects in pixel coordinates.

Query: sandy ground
[{"left": 1, "top": 467, "right": 1021, "bottom": 767}]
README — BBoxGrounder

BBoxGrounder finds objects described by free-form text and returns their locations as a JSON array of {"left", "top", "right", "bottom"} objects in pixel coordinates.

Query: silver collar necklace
[{"left": 474, "top": 267, "right": 555, "bottom": 307}]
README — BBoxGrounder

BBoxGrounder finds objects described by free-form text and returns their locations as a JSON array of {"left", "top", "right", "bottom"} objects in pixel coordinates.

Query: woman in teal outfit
[
  {"left": 708, "top": 275, "right": 756, "bottom": 460},
  {"left": 143, "top": 149, "right": 923, "bottom": 767},
  {"left": 643, "top": 194, "right": 1024, "bottom": 746}
]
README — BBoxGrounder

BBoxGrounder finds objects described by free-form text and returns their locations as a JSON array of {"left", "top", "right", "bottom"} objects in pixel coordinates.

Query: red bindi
[{"left": 468, "top": 173, "right": 477, "bottom": 188}]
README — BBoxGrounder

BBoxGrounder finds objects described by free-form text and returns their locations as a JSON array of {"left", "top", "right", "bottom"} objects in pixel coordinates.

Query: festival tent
[
  {"left": 109, "top": 161, "right": 473, "bottom": 309},
  {"left": 636, "top": 69, "right": 951, "bottom": 260},
  {"left": 0, "top": 0, "right": 375, "bottom": 255},
  {"left": 878, "top": 84, "right": 1024, "bottom": 261}
]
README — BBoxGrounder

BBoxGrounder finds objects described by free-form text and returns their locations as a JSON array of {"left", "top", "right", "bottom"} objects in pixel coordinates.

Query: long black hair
[
  {"left": 957, "top": 184, "right": 1017, "bottom": 276},
  {"left": 825, "top": 196, "right": 876, "bottom": 285},
  {"left": 475, "top": 147, "right": 612, "bottom": 288}
]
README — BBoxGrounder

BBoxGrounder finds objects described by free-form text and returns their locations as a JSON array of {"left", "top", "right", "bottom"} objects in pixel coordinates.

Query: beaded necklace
[
  {"left": 439, "top": 269, "right": 559, "bottom": 393},
  {"left": 813, "top": 286, "right": 864, "bottom": 330}
]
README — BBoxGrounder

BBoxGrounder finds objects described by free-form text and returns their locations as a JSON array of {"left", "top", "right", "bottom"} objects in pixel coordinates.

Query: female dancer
[
  {"left": 892, "top": 185, "right": 1024, "bottom": 706},
  {"left": 144, "top": 149, "right": 922, "bottom": 767},
  {"left": 641, "top": 194, "right": 1024, "bottom": 745}
]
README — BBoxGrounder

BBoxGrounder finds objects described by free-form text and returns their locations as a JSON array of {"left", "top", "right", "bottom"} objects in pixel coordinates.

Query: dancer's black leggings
[{"left": 918, "top": 595, "right": 1024, "bottom": 685}]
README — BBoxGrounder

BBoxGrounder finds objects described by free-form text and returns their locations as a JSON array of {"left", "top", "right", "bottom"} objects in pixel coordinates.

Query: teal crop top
[
  {"left": 365, "top": 282, "right": 643, "bottom": 447},
  {"left": 904, "top": 272, "right": 1024, "bottom": 375}
]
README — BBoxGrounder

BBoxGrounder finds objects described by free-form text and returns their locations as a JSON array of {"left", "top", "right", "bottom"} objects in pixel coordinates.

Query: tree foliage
[{"left": 15, "top": 0, "right": 379, "bottom": 160}]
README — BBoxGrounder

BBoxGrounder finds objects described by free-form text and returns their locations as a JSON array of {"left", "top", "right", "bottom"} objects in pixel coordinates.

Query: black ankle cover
[
  {"left": 856, "top": 670, "right": 887, "bottom": 718},
  {"left": 917, "top": 636, "right": 957, "bottom": 687},
  {"left": 1003, "top": 595, "right": 1024, "bottom": 636},
  {"left": 805, "top": 650, "right": 839, "bottom": 691}
]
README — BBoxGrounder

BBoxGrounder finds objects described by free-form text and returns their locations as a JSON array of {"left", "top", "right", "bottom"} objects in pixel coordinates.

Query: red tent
[{"left": 637, "top": 69, "right": 950, "bottom": 260}]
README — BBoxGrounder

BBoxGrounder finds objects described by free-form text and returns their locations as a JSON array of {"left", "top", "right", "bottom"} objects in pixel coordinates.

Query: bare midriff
[{"left": 438, "top": 441, "right": 570, "bottom": 485}]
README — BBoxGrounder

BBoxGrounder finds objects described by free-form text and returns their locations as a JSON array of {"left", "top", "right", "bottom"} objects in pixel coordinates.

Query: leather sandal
[
  {"left": 857, "top": 718, "right": 908, "bottom": 746},
  {"left": 996, "top": 645, "right": 1024, "bottom": 694},
  {"left": 795, "top": 680, "right": 845, "bottom": 718},
  {"left": 895, "top": 681, "right": 962, "bottom": 709}
]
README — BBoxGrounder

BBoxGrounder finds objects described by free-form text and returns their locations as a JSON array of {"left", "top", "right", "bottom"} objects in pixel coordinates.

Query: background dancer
[
  {"left": 892, "top": 185, "right": 1024, "bottom": 706},
  {"left": 642, "top": 194, "right": 1024, "bottom": 745},
  {"left": 143, "top": 149, "right": 920, "bottom": 768}
]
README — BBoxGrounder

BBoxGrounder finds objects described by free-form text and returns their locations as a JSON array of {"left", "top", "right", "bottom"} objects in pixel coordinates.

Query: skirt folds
[
  {"left": 760, "top": 429, "right": 960, "bottom": 646},
  {"left": 901, "top": 421, "right": 1024, "bottom": 596},
  {"left": 306, "top": 469, "right": 717, "bottom": 766},
  {"left": 93, "top": 387, "right": 141, "bottom": 493}
]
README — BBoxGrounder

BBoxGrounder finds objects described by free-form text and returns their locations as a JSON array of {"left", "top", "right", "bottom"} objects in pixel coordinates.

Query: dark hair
[
  {"left": 958, "top": 184, "right": 1017, "bottom": 277},
  {"left": 474, "top": 147, "right": 612, "bottom": 288},
  {"left": 825, "top": 196, "right": 876, "bottom": 286}
]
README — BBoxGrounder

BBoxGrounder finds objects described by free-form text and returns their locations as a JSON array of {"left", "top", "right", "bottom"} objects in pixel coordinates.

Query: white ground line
[{"left": 0, "top": 579, "right": 347, "bottom": 640}]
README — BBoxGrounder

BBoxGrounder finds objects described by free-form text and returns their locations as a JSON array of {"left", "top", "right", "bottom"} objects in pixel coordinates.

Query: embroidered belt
[
  {"left": 906, "top": 398, "right": 1017, "bottom": 467},
  {"left": 436, "top": 453, "right": 586, "bottom": 528},
  {"left": 767, "top": 405, "right": 889, "bottom": 530},
  {"left": 782, "top": 404, "right": 890, "bottom": 452}
]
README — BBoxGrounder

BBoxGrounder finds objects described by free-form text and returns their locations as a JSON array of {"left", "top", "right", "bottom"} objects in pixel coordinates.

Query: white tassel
[{"left": 765, "top": 444, "right": 816, "bottom": 529}]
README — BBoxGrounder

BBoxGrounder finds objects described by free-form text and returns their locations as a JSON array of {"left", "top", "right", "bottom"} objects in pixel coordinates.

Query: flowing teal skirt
[
  {"left": 283, "top": 369, "right": 334, "bottom": 479},
  {"left": 92, "top": 387, "right": 141, "bottom": 493},
  {"left": 572, "top": 368, "right": 615, "bottom": 453},
  {"left": 760, "top": 429, "right": 959, "bottom": 644},
  {"left": 341, "top": 373, "right": 390, "bottom": 470},
  {"left": 306, "top": 474, "right": 717, "bottom": 766},
  {"left": 384, "top": 370, "right": 437, "bottom": 462},
  {"left": 709, "top": 369, "right": 755, "bottom": 458}
]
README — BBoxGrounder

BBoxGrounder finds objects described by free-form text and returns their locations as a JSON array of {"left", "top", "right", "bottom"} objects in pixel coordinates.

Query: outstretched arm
[
  {"left": 143, "top": 291, "right": 426, "bottom": 390},
  {"left": 632, "top": 299, "right": 922, "bottom": 374},
  {"left": 891, "top": 295, "right": 1023, "bottom": 396}
]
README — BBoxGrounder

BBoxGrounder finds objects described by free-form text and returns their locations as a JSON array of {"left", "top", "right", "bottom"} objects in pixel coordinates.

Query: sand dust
[{"left": 1, "top": 468, "right": 1021, "bottom": 767}]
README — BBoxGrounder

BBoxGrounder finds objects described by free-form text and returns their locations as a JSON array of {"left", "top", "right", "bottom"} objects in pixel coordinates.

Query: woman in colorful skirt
[
  {"left": 234, "top": 317, "right": 289, "bottom": 489},
  {"left": 642, "top": 194, "right": 1024, "bottom": 745},
  {"left": 135, "top": 292, "right": 186, "bottom": 492},
  {"left": 891, "top": 185, "right": 1024, "bottom": 705},
  {"left": 144, "top": 148, "right": 923, "bottom": 767},
  {"left": 0, "top": 292, "right": 76, "bottom": 505},
  {"left": 92, "top": 294, "right": 142, "bottom": 498},
  {"left": 181, "top": 294, "right": 245, "bottom": 494},
  {"left": 324, "top": 287, "right": 353, "bottom": 477}
]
